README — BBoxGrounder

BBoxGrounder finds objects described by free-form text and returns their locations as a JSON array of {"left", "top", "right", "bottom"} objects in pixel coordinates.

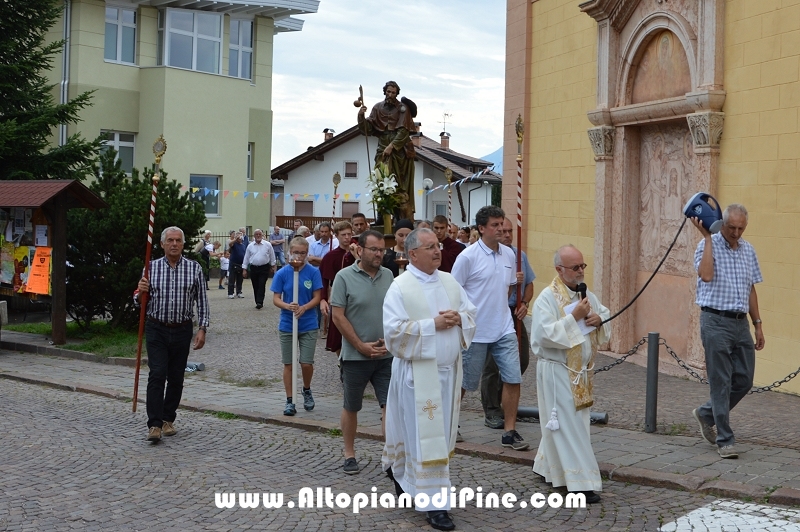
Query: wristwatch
[
  {"left": 521, "top": 300, "right": 529, "bottom": 307},
  {"left": 752, "top": 319, "right": 762, "bottom": 325},
  {"left": 199, "top": 326, "right": 208, "bottom": 332}
]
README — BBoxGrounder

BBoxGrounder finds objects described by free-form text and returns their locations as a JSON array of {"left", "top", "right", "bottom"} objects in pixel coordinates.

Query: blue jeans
[
  {"left": 274, "top": 247, "right": 285, "bottom": 267},
  {"left": 461, "top": 333, "right": 521, "bottom": 391},
  {"left": 696, "top": 311, "right": 755, "bottom": 447}
]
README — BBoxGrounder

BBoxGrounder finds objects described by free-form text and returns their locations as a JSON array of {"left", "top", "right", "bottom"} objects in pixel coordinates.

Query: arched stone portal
[{"left": 581, "top": 0, "right": 726, "bottom": 372}]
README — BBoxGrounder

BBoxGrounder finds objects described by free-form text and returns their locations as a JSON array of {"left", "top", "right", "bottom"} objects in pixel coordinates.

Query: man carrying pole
[
  {"left": 271, "top": 237, "right": 323, "bottom": 416},
  {"left": 134, "top": 226, "right": 208, "bottom": 442}
]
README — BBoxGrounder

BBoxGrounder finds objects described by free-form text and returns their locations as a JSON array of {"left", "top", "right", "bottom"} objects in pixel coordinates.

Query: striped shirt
[
  {"left": 143, "top": 256, "right": 209, "bottom": 327},
  {"left": 694, "top": 232, "right": 762, "bottom": 313}
]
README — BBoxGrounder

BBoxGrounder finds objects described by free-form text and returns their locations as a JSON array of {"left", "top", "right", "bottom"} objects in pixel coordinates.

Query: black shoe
[
  {"left": 256, "top": 304, "right": 263, "bottom": 309},
  {"left": 386, "top": 467, "right": 405, "bottom": 497},
  {"left": 573, "top": 491, "right": 601, "bottom": 504},
  {"left": 343, "top": 457, "right": 359, "bottom": 475},
  {"left": 426, "top": 511, "right": 455, "bottom": 531},
  {"left": 484, "top": 415, "right": 505, "bottom": 429},
  {"left": 501, "top": 429, "right": 530, "bottom": 451}
]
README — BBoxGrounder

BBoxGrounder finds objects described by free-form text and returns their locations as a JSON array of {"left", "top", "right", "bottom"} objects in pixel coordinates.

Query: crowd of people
[{"left": 138, "top": 201, "right": 763, "bottom": 531}]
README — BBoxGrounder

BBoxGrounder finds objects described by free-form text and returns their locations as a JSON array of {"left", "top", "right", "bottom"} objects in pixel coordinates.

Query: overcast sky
[{"left": 271, "top": 0, "right": 506, "bottom": 169}]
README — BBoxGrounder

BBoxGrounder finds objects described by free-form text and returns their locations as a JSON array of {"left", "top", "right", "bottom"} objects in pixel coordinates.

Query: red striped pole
[
  {"left": 133, "top": 136, "right": 166, "bottom": 413},
  {"left": 331, "top": 172, "right": 341, "bottom": 252},
  {"left": 515, "top": 116, "right": 524, "bottom": 352},
  {"left": 445, "top": 167, "right": 453, "bottom": 226}
]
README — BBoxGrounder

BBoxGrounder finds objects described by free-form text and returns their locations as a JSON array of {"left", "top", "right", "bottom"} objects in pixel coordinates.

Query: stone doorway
[
  {"left": 581, "top": 0, "right": 727, "bottom": 372},
  {"left": 634, "top": 122, "right": 697, "bottom": 358}
]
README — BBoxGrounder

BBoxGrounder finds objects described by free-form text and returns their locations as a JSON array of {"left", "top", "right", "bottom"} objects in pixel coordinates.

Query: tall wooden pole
[
  {"left": 331, "top": 172, "right": 341, "bottom": 252},
  {"left": 133, "top": 136, "right": 167, "bottom": 413},
  {"left": 515, "top": 115, "right": 524, "bottom": 351},
  {"left": 445, "top": 168, "right": 453, "bottom": 226}
]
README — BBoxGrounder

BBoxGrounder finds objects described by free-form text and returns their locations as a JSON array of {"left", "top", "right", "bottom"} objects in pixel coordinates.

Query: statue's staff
[
  {"left": 354, "top": 85, "right": 372, "bottom": 171},
  {"left": 133, "top": 136, "right": 167, "bottom": 413},
  {"left": 514, "top": 115, "right": 524, "bottom": 354}
]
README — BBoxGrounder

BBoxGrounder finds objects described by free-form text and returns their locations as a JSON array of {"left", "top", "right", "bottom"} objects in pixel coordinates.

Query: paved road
[
  {"left": 4, "top": 379, "right": 800, "bottom": 531},
  {"left": 193, "top": 283, "right": 800, "bottom": 450}
]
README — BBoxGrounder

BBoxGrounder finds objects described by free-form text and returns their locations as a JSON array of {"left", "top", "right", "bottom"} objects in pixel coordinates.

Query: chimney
[
  {"left": 411, "top": 122, "right": 422, "bottom": 148},
  {"left": 323, "top": 128, "right": 335, "bottom": 142},
  {"left": 439, "top": 131, "right": 450, "bottom": 150}
]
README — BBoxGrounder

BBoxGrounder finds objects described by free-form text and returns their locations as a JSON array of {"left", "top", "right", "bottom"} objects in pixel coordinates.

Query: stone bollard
[{"left": 0, "top": 300, "right": 7, "bottom": 327}]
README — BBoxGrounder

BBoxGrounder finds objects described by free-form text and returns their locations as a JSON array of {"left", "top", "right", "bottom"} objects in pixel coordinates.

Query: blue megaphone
[{"left": 683, "top": 192, "right": 723, "bottom": 233}]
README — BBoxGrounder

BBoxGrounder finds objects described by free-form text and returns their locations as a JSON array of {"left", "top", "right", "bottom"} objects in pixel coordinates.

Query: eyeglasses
[
  {"left": 363, "top": 246, "right": 386, "bottom": 254},
  {"left": 411, "top": 244, "right": 439, "bottom": 252},
  {"left": 558, "top": 263, "right": 587, "bottom": 272}
]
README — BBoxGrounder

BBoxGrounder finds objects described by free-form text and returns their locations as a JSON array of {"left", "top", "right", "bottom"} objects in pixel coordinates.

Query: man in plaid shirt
[
  {"left": 136, "top": 226, "right": 209, "bottom": 442},
  {"left": 690, "top": 204, "right": 764, "bottom": 459}
]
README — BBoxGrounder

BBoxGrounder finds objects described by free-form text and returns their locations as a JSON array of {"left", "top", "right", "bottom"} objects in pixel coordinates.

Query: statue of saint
[{"left": 357, "top": 81, "right": 417, "bottom": 221}]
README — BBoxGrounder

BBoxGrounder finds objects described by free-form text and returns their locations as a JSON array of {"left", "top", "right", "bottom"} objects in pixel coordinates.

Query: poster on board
[{"left": 27, "top": 247, "right": 51, "bottom": 295}]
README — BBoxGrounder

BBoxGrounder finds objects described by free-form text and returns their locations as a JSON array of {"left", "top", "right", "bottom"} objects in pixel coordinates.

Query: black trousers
[
  {"left": 249, "top": 264, "right": 271, "bottom": 306},
  {"left": 480, "top": 309, "right": 530, "bottom": 419},
  {"left": 145, "top": 320, "right": 193, "bottom": 428},
  {"left": 228, "top": 263, "right": 244, "bottom": 296}
]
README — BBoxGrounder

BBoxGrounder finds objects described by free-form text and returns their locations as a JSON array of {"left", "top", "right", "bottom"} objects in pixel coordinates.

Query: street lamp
[
  {"left": 331, "top": 171, "right": 341, "bottom": 252},
  {"left": 423, "top": 178, "right": 433, "bottom": 220}
]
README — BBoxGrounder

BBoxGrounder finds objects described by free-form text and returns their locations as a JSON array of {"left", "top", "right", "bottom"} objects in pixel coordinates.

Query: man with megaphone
[{"left": 690, "top": 203, "right": 764, "bottom": 459}]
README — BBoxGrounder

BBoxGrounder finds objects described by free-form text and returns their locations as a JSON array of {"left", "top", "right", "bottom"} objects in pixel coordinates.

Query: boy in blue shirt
[{"left": 271, "top": 237, "right": 323, "bottom": 416}]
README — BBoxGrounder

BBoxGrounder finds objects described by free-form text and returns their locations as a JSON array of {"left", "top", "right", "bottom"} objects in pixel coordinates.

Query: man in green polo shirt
[{"left": 331, "top": 229, "right": 394, "bottom": 475}]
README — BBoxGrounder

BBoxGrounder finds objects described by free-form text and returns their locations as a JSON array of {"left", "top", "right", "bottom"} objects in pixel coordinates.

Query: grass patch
[
  {"left": 327, "top": 428, "right": 342, "bottom": 437},
  {"left": 666, "top": 423, "right": 688, "bottom": 436},
  {"left": 4, "top": 321, "right": 141, "bottom": 359},
  {"left": 210, "top": 411, "right": 239, "bottom": 420}
]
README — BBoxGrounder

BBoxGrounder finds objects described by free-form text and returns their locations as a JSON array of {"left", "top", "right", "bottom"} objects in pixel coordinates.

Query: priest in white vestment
[
  {"left": 382, "top": 228, "right": 477, "bottom": 531},
  {"left": 530, "top": 244, "right": 611, "bottom": 504}
]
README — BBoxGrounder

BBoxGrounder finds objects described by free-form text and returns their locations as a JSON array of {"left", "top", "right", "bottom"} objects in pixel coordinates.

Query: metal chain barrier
[
  {"left": 660, "top": 337, "right": 800, "bottom": 394},
  {"left": 594, "top": 337, "right": 647, "bottom": 373},
  {"left": 593, "top": 336, "right": 800, "bottom": 394},
  {"left": 659, "top": 338, "right": 709, "bottom": 385}
]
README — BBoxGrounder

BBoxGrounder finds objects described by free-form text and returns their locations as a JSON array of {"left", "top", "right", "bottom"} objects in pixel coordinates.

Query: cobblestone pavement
[
  {"left": 195, "top": 284, "right": 800, "bottom": 450},
  {"left": 0, "top": 378, "right": 781, "bottom": 532}
]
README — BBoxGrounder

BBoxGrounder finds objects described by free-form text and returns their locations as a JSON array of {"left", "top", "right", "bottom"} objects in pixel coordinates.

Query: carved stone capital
[
  {"left": 588, "top": 126, "right": 615, "bottom": 159},
  {"left": 687, "top": 112, "right": 724, "bottom": 151}
]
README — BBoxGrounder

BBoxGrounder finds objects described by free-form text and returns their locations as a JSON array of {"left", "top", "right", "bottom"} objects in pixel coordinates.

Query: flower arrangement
[{"left": 366, "top": 162, "right": 401, "bottom": 216}]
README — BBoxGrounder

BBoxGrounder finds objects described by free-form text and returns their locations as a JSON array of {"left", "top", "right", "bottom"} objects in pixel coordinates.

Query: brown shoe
[
  {"left": 162, "top": 421, "right": 176, "bottom": 436},
  {"left": 147, "top": 426, "right": 161, "bottom": 442}
]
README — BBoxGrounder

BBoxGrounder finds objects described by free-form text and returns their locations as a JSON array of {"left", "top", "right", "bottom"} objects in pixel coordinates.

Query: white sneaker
[
  {"left": 228, "top": 295, "right": 235, "bottom": 299},
  {"left": 237, "top": 294, "right": 245, "bottom": 298}
]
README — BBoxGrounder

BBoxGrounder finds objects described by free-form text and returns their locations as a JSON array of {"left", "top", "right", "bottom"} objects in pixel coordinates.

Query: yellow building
[
  {"left": 47, "top": 0, "right": 319, "bottom": 234},
  {"left": 504, "top": 0, "right": 800, "bottom": 394}
]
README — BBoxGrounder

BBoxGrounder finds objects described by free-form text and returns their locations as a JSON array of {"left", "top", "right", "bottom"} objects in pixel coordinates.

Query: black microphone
[{"left": 577, "top": 283, "right": 587, "bottom": 300}]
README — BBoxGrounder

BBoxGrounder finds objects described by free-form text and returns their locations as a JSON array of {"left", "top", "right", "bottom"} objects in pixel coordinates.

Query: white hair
[
  {"left": 723, "top": 204, "right": 748, "bottom": 224},
  {"left": 161, "top": 226, "right": 185, "bottom": 243},
  {"left": 406, "top": 228, "right": 435, "bottom": 251},
  {"left": 553, "top": 244, "right": 577, "bottom": 267}
]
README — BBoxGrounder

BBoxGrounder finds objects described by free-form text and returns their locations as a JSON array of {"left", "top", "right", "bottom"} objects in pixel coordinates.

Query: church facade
[{"left": 503, "top": 0, "right": 800, "bottom": 393}]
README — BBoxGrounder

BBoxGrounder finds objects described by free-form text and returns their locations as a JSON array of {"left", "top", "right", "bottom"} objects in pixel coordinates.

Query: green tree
[
  {"left": 0, "top": 0, "right": 101, "bottom": 180},
  {"left": 491, "top": 183, "right": 502, "bottom": 208},
  {"left": 66, "top": 149, "right": 206, "bottom": 329}
]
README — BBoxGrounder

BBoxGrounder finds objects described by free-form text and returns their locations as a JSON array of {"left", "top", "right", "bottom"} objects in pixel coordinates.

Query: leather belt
[
  {"left": 147, "top": 317, "right": 192, "bottom": 328},
  {"left": 701, "top": 307, "right": 747, "bottom": 320}
]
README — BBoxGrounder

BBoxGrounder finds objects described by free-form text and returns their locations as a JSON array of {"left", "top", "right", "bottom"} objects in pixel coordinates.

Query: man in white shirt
[
  {"left": 451, "top": 206, "right": 528, "bottom": 451},
  {"left": 242, "top": 229, "right": 276, "bottom": 309},
  {"left": 308, "top": 222, "right": 339, "bottom": 267}
]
